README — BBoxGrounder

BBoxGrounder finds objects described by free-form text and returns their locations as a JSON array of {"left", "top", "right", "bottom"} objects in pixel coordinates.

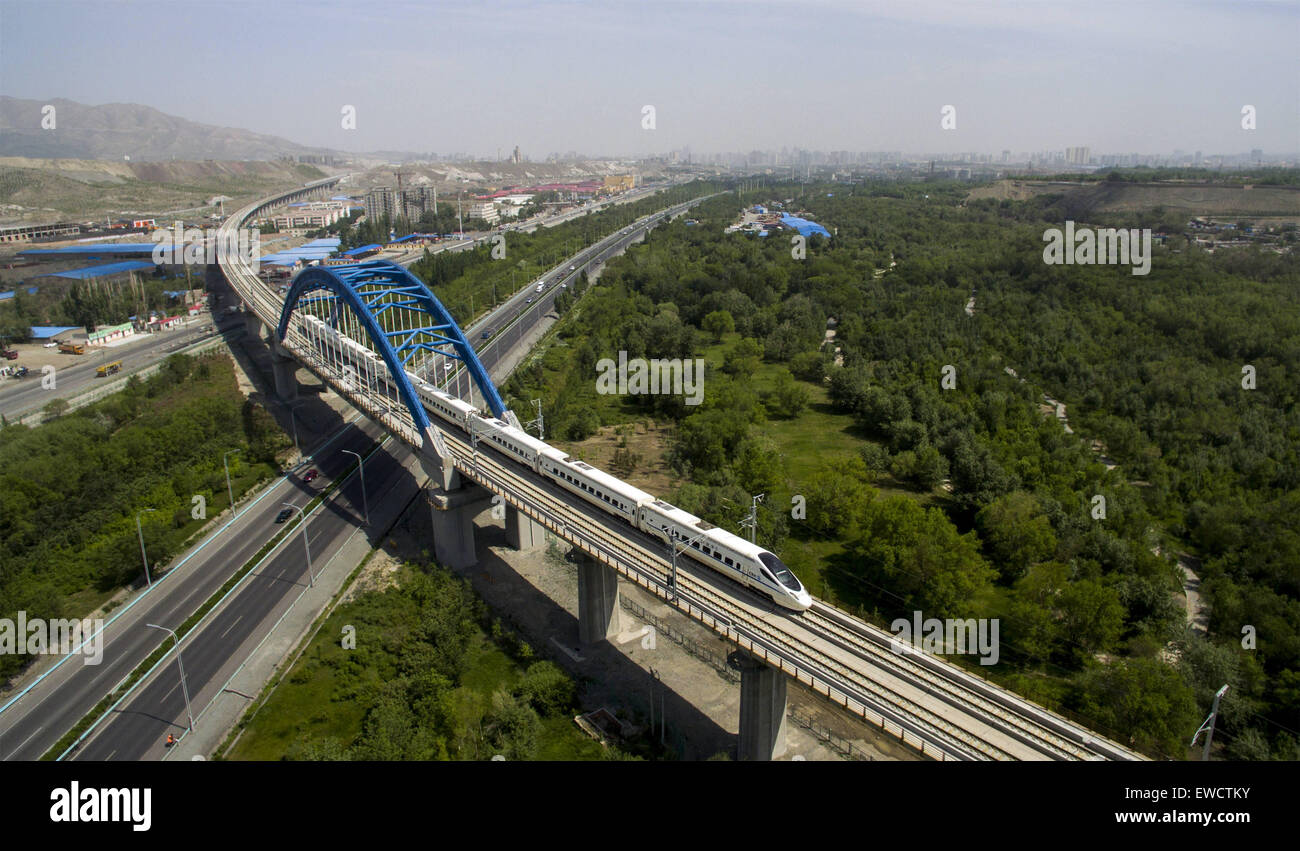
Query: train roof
[{"left": 550, "top": 453, "right": 656, "bottom": 504}]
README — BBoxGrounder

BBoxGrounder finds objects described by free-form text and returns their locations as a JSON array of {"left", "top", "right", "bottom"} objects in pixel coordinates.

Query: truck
[
  {"left": 58, "top": 342, "right": 85, "bottom": 355},
  {"left": 96, "top": 360, "right": 122, "bottom": 377},
  {"left": 1, "top": 348, "right": 17, "bottom": 360}
]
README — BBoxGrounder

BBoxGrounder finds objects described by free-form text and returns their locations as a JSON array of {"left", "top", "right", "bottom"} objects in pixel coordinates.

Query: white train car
[
  {"left": 421, "top": 385, "right": 477, "bottom": 432},
  {"left": 468, "top": 413, "right": 550, "bottom": 470},
  {"left": 537, "top": 446, "right": 654, "bottom": 524},
  {"left": 301, "top": 312, "right": 810, "bottom": 612},
  {"left": 638, "top": 498, "right": 811, "bottom": 611}
]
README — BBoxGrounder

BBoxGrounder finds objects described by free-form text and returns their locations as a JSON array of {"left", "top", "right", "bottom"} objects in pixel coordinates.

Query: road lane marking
[
  {"left": 218, "top": 614, "right": 243, "bottom": 640},
  {"left": 4, "top": 725, "right": 44, "bottom": 760}
]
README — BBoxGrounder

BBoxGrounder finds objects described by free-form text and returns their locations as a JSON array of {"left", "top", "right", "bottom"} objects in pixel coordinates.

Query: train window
[{"left": 724, "top": 557, "right": 733, "bottom": 567}]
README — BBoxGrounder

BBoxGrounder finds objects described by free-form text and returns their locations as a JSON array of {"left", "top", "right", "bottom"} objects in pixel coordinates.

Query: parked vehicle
[
  {"left": 58, "top": 342, "right": 84, "bottom": 355},
  {"left": 1, "top": 348, "right": 17, "bottom": 360}
]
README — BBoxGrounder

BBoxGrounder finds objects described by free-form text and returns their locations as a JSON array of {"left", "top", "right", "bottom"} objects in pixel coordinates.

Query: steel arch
[{"left": 277, "top": 260, "right": 508, "bottom": 431}]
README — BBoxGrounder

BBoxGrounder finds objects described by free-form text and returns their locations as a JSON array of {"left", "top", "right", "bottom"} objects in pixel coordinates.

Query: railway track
[{"left": 218, "top": 182, "right": 1147, "bottom": 763}]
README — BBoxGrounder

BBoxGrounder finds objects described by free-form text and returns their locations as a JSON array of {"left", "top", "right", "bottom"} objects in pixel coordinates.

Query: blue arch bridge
[{"left": 269, "top": 259, "right": 523, "bottom": 483}]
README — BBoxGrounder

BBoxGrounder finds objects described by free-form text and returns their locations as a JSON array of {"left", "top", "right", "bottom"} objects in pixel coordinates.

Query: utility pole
[
  {"left": 526, "top": 398, "right": 544, "bottom": 440},
  {"left": 1192, "top": 685, "right": 1230, "bottom": 761},
  {"left": 741, "top": 494, "right": 765, "bottom": 544},
  {"left": 666, "top": 528, "right": 709, "bottom": 601}
]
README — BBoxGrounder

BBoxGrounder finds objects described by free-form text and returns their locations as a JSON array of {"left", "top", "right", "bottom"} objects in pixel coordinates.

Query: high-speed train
[{"left": 299, "top": 313, "right": 812, "bottom": 612}]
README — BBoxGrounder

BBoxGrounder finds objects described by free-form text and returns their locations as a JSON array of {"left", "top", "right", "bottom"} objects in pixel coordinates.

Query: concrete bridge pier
[
  {"left": 269, "top": 341, "right": 299, "bottom": 402},
  {"left": 576, "top": 550, "right": 621, "bottom": 645},
  {"left": 244, "top": 311, "right": 264, "bottom": 341},
  {"left": 425, "top": 482, "right": 493, "bottom": 570},
  {"left": 506, "top": 505, "right": 546, "bottom": 552},
  {"left": 731, "top": 651, "right": 788, "bottom": 761}
]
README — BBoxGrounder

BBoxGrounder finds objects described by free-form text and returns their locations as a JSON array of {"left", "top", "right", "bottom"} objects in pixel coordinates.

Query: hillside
[
  {"left": 969, "top": 179, "right": 1300, "bottom": 218},
  {"left": 0, "top": 96, "right": 338, "bottom": 162},
  {"left": 0, "top": 157, "right": 328, "bottom": 225}
]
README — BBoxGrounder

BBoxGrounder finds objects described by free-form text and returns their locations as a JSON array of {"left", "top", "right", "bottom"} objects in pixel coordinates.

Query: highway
[
  {"left": 0, "top": 414, "right": 381, "bottom": 760},
  {"left": 0, "top": 312, "right": 243, "bottom": 421},
  {"left": 217, "top": 174, "right": 1148, "bottom": 761},
  {"left": 69, "top": 425, "right": 417, "bottom": 761}
]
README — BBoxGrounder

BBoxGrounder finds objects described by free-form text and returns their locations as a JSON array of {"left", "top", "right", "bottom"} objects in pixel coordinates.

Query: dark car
[
  {"left": 275, "top": 507, "right": 294, "bottom": 523},
  {"left": 303, "top": 468, "right": 318, "bottom": 483},
  {"left": 481, "top": 330, "right": 490, "bottom": 340}
]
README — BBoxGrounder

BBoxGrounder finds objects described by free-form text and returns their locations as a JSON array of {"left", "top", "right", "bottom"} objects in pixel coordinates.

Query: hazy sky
[{"left": 2, "top": 0, "right": 1296, "bottom": 157}]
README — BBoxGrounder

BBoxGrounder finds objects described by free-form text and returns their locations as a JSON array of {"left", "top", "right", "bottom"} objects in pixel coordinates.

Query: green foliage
[
  {"left": 0, "top": 354, "right": 284, "bottom": 681},
  {"left": 229, "top": 562, "right": 596, "bottom": 761},
  {"left": 849, "top": 495, "right": 997, "bottom": 619},
  {"left": 493, "top": 177, "right": 1300, "bottom": 757},
  {"left": 702, "top": 309, "right": 735, "bottom": 341}
]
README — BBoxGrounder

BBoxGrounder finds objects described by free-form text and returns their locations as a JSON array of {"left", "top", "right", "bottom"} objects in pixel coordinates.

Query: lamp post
[
  {"left": 145, "top": 623, "right": 194, "bottom": 733},
  {"left": 270, "top": 399, "right": 301, "bottom": 458},
  {"left": 223, "top": 449, "right": 241, "bottom": 514},
  {"left": 282, "top": 503, "right": 314, "bottom": 587},
  {"left": 342, "top": 449, "right": 368, "bottom": 525},
  {"left": 136, "top": 508, "right": 157, "bottom": 586}
]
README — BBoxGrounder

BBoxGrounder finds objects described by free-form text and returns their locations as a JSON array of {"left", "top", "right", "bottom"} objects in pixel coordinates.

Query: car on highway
[
  {"left": 569, "top": 265, "right": 575, "bottom": 271},
  {"left": 303, "top": 468, "right": 319, "bottom": 483},
  {"left": 525, "top": 297, "right": 534, "bottom": 304},
  {"left": 481, "top": 330, "right": 490, "bottom": 339},
  {"left": 274, "top": 507, "right": 294, "bottom": 523}
]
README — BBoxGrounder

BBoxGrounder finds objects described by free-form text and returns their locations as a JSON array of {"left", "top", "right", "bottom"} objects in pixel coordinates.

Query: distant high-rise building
[
  {"left": 1251, "top": 148, "right": 1263, "bottom": 162},
  {"left": 512, "top": 146, "right": 521, "bottom": 164},
  {"left": 400, "top": 186, "right": 436, "bottom": 221},
  {"left": 1065, "top": 146, "right": 1091, "bottom": 165},
  {"left": 365, "top": 187, "right": 397, "bottom": 222},
  {"left": 1002, "top": 150, "right": 1011, "bottom": 163}
]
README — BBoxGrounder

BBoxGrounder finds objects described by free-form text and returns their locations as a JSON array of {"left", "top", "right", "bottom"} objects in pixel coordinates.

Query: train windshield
[{"left": 758, "top": 553, "right": 802, "bottom": 592}]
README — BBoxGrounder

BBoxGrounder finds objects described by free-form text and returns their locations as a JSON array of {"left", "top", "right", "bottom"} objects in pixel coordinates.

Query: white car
[{"left": 44, "top": 342, "right": 58, "bottom": 348}]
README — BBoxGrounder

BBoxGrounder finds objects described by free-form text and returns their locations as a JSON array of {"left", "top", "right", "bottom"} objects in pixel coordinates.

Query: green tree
[
  {"left": 702, "top": 309, "right": 735, "bottom": 342},
  {"left": 975, "top": 491, "right": 1058, "bottom": 581},
  {"left": 851, "top": 495, "right": 996, "bottom": 618}
]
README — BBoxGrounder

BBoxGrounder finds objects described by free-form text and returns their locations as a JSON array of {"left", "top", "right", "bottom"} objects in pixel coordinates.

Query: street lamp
[
  {"left": 136, "top": 508, "right": 157, "bottom": 586},
  {"left": 145, "top": 623, "right": 194, "bottom": 733},
  {"left": 270, "top": 399, "right": 301, "bottom": 458},
  {"left": 342, "top": 449, "right": 368, "bottom": 526},
  {"left": 223, "top": 449, "right": 241, "bottom": 515},
  {"left": 282, "top": 503, "right": 315, "bottom": 587}
]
